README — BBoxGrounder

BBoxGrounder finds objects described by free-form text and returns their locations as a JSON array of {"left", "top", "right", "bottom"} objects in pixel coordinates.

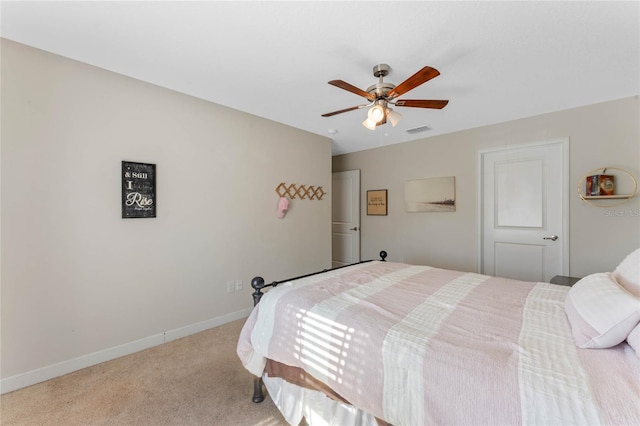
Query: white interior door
[
  {"left": 332, "top": 170, "right": 361, "bottom": 268},
  {"left": 480, "top": 139, "right": 569, "bottom": 282}
]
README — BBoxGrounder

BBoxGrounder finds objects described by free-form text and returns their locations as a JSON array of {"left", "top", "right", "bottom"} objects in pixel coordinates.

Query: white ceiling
[{"left": 2, "top": 1, "right": 639, "bottom": 155}]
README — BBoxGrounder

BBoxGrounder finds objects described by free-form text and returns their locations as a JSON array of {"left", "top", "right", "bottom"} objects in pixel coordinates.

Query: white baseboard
[
  {"left": 0, "top": 308, "right": 252, "bottom": 395},
  {"left": 163, "top": 308, "right": 252, "bottom": 342}
]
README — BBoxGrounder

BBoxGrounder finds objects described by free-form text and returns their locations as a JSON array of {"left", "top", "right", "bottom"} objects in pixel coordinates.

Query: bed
[{"left": 237, "top": 250, "right": 640, "bottom": 425}]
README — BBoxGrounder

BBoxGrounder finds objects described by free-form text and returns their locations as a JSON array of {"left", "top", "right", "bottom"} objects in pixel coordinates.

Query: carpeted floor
[{"left": 0, "top": 318, "right": 288, "bottom": 425}]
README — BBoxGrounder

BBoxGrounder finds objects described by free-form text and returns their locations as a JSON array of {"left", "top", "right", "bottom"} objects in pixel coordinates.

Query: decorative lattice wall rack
[{"left": 275, "top": 182, "right": 326, "bottom": 200}]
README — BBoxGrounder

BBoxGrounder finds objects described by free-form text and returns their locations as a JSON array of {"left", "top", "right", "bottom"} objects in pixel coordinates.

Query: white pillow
[
  {"left": 627, "top": 323, "right": 640, "bottom": 358},
  {"left": 613, "top": 248, "right": 640, "bottom": 297},
  {"left": 564, "top": 272, "right": 640, "bottom": 349}
]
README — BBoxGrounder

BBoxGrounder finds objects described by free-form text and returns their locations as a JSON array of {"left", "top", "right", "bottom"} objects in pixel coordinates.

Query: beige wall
[
  {"left": 333, "top": 97, "right": 639, "bottom": 276},
  {"left": 1, "top": 39, "right": 331, "bottom": 389}
]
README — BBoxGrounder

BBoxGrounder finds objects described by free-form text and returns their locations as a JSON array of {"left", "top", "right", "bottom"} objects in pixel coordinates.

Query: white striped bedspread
[{"left": 237, "top": 261, "right": 640, "bottom": 425}]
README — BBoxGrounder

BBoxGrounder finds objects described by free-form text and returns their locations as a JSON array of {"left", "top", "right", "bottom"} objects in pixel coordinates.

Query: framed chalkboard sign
[{"left": 122, "top": 161, "right": 156, "bottom": 218}]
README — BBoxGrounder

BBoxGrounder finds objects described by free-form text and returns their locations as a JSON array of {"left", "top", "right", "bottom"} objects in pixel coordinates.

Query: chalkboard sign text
[{"left": 122, "top": 161, "right": 156, "bottom": 218}]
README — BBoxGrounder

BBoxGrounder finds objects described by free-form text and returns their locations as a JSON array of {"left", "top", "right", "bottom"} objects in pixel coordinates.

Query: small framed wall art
[
  {"left": 367, "top": 189, "right": 388, "bottom": 216},
  {"left": 122, "top": 161, "right": 156, "bottom": 218}
]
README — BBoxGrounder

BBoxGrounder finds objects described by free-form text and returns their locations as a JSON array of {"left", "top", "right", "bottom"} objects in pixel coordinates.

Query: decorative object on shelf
[
  {"left": 405, "top": 176, "right": 456, "bottom": 212},
  {"left": 275, "top": 182, "right": 326, "bottom": 200},
  {"left": 122, "top": 161, "right": 156, "bottom": 218},
  {"left": 367, "top": 189, "right": 388, "bottom": 216},
  {"left": 577, "top": 167, "right": 637, "bottom": 207},
  {"left": 586, "top": 173, "right": 615, "bottom": 196}
]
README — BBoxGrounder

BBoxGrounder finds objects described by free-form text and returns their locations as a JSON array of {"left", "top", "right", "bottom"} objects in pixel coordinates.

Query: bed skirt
[{"left": 263, "top": 374, "right": 379, "bottom": 426}]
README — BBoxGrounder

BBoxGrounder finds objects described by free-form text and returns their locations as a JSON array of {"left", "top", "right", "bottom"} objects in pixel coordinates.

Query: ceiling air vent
[{"left": 406, "top": 125, "right": 432, "bottom": 134}]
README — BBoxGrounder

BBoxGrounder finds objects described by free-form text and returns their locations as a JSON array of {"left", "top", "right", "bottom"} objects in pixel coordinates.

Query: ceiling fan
[{"left": 322, "top": 64, "right": 449, "bottom": 130}]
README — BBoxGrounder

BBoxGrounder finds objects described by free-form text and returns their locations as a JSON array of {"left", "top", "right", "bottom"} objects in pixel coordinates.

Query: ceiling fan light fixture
[
  {"left": 362, "top": 118, "right": 377, "bottom": 130},
  {"left": 368, "top": 104, "right": 386, "bottom": 124},
  {"left": 387, "top": 108, "right": 402, "bottom": 127}
]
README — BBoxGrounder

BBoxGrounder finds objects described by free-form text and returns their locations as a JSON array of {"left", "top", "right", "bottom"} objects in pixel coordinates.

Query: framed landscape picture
[{"left": 405, "top": 177, "right": 455, "bottom": 212}]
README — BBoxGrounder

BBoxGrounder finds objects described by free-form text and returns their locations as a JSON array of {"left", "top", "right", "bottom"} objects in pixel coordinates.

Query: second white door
[
  {"left": 480, "top": 139, "right": 569, "bottom": 282},
  {"left": 332, "top": 170, "right": 361, "bottom": 268}
]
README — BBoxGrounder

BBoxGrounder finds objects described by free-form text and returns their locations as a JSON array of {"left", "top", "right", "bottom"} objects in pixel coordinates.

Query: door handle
[
  {"left": 543, "top": 235, "right": 558, "bottom": 241},
  {"left": 350, "top": 227, "right": 359, "bottom": 231}
]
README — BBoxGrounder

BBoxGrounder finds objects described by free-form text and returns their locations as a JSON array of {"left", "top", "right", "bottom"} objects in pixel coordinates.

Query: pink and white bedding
[{"left": 237, "top": 261, "right": 640, "bottom": 425}]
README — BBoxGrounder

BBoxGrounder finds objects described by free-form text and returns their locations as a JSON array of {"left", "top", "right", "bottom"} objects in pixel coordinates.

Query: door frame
[{"left": 476, "top": 138, "right": 570, "bottom": 276}]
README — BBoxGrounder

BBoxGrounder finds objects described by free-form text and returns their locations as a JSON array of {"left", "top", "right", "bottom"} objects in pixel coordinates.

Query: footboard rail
[{"left": 249, "top": 250, "right": 387, "bottom": 403}]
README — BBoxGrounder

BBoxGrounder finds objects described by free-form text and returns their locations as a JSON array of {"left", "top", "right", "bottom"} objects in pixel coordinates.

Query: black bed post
[
  {"left": 380, "top": 250, "right": 387, "bottom": 261},
  {"left": 251, "top": 276, "right": 265, "bottom": 307},
  {"left": 250, "top": 276, "right": 266, "bottom": 403}
]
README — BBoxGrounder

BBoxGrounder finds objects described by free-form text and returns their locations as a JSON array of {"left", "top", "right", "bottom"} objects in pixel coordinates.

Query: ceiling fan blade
[
  {"left": 386, "top": 66, "right": 441, "bottom": 99},
  {"left": 328, "top": 80, "right": 375, "bottom": 100},
  {"left": 394, "top": 99, "right": 449, "bottom": 109},
  {"left": 321, "top": 104, "right": 367, "bottom": 117}
]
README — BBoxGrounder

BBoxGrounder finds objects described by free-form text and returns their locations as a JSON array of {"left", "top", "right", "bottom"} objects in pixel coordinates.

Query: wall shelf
[{"left": 577, "top": 166, "right": 637, "bottom": 207}]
